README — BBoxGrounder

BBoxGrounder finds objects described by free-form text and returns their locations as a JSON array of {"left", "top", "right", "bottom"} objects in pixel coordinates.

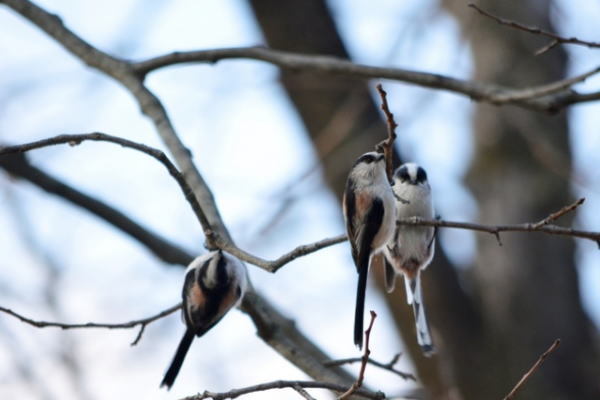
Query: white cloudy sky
[{"left": 0, "top": 1, "right": 599, "bottom": 399}]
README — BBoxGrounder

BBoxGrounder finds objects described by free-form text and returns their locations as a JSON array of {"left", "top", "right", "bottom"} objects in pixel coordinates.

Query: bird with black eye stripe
[
  {"left": 343, "top": 151, "right": 396, "bottom": 349},
  {"left": 160, "top": 250, "right": 248, "bottom": 389},
  {"left": 383, "top": 162, "right": 437, "bottom": 356}
]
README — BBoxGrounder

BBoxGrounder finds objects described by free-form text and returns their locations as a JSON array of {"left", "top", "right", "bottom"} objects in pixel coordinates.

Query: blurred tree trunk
[
  {"left": 441, "top": 1, "right": 600, "bottom": 399},
  {"left": 247, "top": 1, "right": 478, "bottom": 398},
  {"left": 248, "top": 0, "right": 600, "bottom": 399}
]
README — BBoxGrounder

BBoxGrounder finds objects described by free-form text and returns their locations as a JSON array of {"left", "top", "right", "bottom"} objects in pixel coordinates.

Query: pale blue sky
[{"left": 0, "top": 1, "right": 598, "bottom": 399}]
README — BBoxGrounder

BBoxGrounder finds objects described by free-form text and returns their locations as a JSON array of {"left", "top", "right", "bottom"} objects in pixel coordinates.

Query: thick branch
[{"left": 130, "top": 46, "right": 600, "bottom": 113}]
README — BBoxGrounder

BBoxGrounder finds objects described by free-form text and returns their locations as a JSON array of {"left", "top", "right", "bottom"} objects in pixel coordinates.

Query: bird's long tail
[
  {"left": 404, "top": 274, "right": 435, "bottom": 356},
  {"left": 161, "top": 328, "right": 195, "bottom": 389},
  {"left": 354, "top": 263, "right": 368, "bottom": 349}
]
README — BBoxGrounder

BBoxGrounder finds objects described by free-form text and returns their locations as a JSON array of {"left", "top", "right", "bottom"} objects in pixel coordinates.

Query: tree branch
[
  {"left": 127, "top": 46, "right": 600, "bottom": 113},
  {"left": 0, "top": 0, "right": 229, "bottom": 247},
  {"left": 0, "top": 136, "right": 356, "bottom": 386},
  {"left": 468, "top": 3, "right": 600, "bottom": 54},
  {"left": 0, "top": 133, "right": 212, "bottom": 235},
  {"left": 180, "top": 380, "right": 385, "bottom": 400},
  {"left": 399, "top": 216, "right": 599, "bottom": 248},
  {"left": 0, "top": 151, "right": 193, "bottom": 266},
  {"left": 221, "top": 234, "right": 347, "bottom": 273},
  {"left": 503, "top": 339, "right": 561, "bottom": 400},
  {"left": 0, "top": 304, "right": 180, "bottom": 346},
  {"left": 324, "top": 353, "right": 416, "bottom": 381},
  {"left": 338, "top": 311, "right": 377, "bottom": 400},
  {"left": 374, "top": 84, "right": 398, "bottom": 184}
]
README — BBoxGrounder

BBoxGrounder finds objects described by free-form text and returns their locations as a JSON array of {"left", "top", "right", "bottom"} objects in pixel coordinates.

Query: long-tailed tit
[
  {"left": 343, "top": 151, "right": 396, "bottom": 348},
  {"left": 160, "top": 250, "right": 248, "bottom": 389},
  {"left": 384, "top": 163, "right": 436, "bottom": 356}
]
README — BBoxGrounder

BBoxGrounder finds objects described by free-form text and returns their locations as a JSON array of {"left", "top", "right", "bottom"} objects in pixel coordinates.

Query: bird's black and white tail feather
[
  {"left": 404, "top": 273, "right": 435, "bottom": 356},
  {"left": 354, "top": 263, "right": 368, "bottom": 348},
  {"left": 161, "top": 328, "right": 195, "bottom": 389}
]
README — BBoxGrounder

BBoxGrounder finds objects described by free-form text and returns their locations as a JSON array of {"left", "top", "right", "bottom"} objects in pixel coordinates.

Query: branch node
[{"left": 494, "top": 231, "right": 503, "bottom": 247}]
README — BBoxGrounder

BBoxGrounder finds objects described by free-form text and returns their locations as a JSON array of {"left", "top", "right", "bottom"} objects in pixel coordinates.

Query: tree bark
[
  {"left": 248, "top": 0, "right": 600, "bottom": 399},
  {"left": 247, "top": 1, "right": 479, "bottom": 398},
  {"left": 442, "top": 1, "right": 600, "bottom": 399}
]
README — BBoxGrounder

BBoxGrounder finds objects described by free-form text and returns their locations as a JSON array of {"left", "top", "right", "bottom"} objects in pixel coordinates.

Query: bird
[
  {"left": 160, "top": 250, "right": 248, "bottom": 389},
  {"left": 384, "top": 162, "right": 436, "bottom": 356},
  {"left": 343, "top": 151, "right": 396, "bottom": 349}
]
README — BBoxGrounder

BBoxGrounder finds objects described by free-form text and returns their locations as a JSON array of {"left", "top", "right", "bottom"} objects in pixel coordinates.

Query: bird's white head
[
  {"left": 394, "top": 162, "right": 429, "bottom": 187},
  {"left": 350, "top": 151, "right": 387, "bottom": 183}
]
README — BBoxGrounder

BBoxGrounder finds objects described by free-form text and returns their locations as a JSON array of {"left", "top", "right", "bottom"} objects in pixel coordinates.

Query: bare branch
[
  {"left": 503, "top": 339, "right": 561, "bottom": 400},
  {"left": 399, "top": 213, "right": 599, "bottom": 248},
  {"left": 239, "top": 291, "right": 356, "bottom": 386},
  {"left": 292, "top": 384, "right": 318, "bottom": 400},
  {"left": 180, "top": 380, "right": 385, "bottom": 400},
  {"left": 374, "top": 84, "right": 398, "bottom": 184},
  {"left": 0, "top": 0, "right": 229, "bottom": 247},
  {"left": 0, "top": 136, "right": 357, "bottom": 386},
  {"left": 3, "top": 135, "right": 596, "bottom": 272},
  {"left": 324, "top": 353, "right": 416, "bottom": 381},
  {"left": 468, "top": 3, "right": 600, "bottom": 53},
  {"left": 531, "top": 197, "right": 585, "bottom": 229},
  {"left": 221, "top": 234, "right": 347, "bottom": 273},
  {"left": 0, "top": 151, "right": 193, "bottom": 266},
  {"left": 0, "top": 133, "right": 212, "bottom": 235},
  {"left": 131, "top": 46, "right": 600, "bottom": 112},
  {"left": 0, "top": 1, "right": 365, "bottom": 387},
  {"left": 339, "top": 311, "right": 377, "bottom": 400},
  {"left": 0, "top": 304, "right": 181, "bottom": 346},
  {"left": 489, "top": 67, "right": 600, "bottom": 103},
  {"left": 232, "top": 197, "right": 598, "bottom": 272}
]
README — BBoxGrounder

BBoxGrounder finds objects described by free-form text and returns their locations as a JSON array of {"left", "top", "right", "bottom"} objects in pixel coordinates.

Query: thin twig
[
  {"left": 0, "top": 0, "right": 371, "bottom": 387},
  {"left": 221, "top": 234, "right": 348, "bottom": 273},
  {"left": 0, "top": 304, "right": 181, "bottom": 346},
  {"left": 0, "top": 151, "right": 194, "bottom": 266},
  {"left": 398, "top": 215, "right": 599, "bottom": 248},
  {"left": 292, "top": 384, "right": 318, "bottom": 400},
  {"left": 338, "top": 311, "right": 378, "bottom": 400},
  {"left": 0, "top": 133, "right": 213, "bottom": 240},
  {"left": 2, "top": 135, "right": 597, "bottom": 271},
  {"left": 503, "top": 339, "right": 561, "bottom": 400},
  {"left": 181, "top": 380, "right": 385, "bottom": 400},
  {"left": 531, "top": 198, "right": 585, "bottom": 228},
  {"left": 324, "top": 353, "right": 415, "bottom": 381},
  {"left": 375, "top": 84, "right": 397, "bottom": 183},
  {"left": 468, "top": 3, "right": 600, "bottom": 53}
]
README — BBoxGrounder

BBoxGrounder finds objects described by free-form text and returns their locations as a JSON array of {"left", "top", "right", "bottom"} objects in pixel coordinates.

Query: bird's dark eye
[
  {"left": 235, "top": 285, "right": 242, "bottom": 299},
  {"left": 416, "top": 167, "right": 427, "bottom": 183},
  {"left": 355, "top": 153, "right": 375, "bottom": 165},
  {"left": 396, "top": 166, "right": 410, "bottom": 182}
]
